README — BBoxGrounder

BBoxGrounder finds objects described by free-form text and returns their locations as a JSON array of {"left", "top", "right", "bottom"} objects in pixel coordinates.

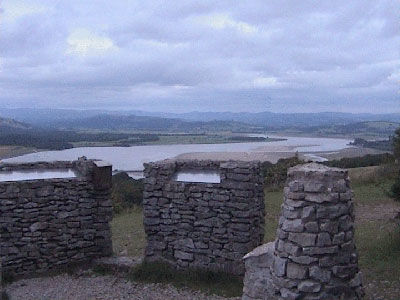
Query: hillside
[
  {"left": 51, "top": 114, "right": 264, "bottom": 132},
  {"left": 0, "top": 116, "right": 31, "bottom": 131},
  {"left": 329, "top": 121, "right": 399, "bottom": 136},
  {"left": 2, "top": 108, "right": 400, "bottom": 129},
  {"left": 131, "top": 111, "right": 400, "bottom": 128},
  {"left": 290, "top": 121, "right": 400, "bottom": 139}
]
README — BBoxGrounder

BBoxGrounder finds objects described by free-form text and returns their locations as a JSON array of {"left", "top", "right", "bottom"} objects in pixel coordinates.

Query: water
[
  {"left": 3, "top": 135, "right": 352, "bottom": 172},
  {"left": 0, "top": 169, "right": 78, "bottom": 182},
  {"left": 173, "top": 170, "right": 221, "bottom": 183}
]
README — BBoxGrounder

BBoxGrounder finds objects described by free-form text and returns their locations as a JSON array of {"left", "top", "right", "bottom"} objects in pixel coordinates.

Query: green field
[
  {"left": 268, "top": 121, "right": 399, "bottom": 140},
  {"left": 111, "top": 165, "right": 400, "bottom": 299}
]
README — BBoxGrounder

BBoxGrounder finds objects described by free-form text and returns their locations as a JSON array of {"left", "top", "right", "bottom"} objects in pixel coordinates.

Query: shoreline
[{"left": 0, "top": 137, "right": 287, "bottom": 161}]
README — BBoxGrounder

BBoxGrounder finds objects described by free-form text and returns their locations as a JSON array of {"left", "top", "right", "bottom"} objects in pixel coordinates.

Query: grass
[
  {"left": 264, "top": 190, "right": 283, "bottom": 242},
  {"left": 350, "top": 166, "right": 400, "bottom": 299},
  {"left": 111, "top": 207, "right": 145, "bottom": 257},
  {"left": 129, "top": 261, "right": 243, "bottom": 297},
  {"left": 109, "top": 165, "right": 400, "bottom": 298}
]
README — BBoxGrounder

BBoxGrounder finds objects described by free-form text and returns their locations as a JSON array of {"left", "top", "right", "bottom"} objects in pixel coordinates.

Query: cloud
[
  {"left": 0, "top": 1, "right": 49, "bottom": 23},
  {"left": 0, "top": 0, "right": 398, "bottom": 113},
  {"left": 195, "top": 14, "right": 258, "bottom": 34},
  {"left": 253, "top": 77, "right": 279, "bottom": 88},
  {"left": 66, "top": 29, "right": 116, "bottom": 56}
]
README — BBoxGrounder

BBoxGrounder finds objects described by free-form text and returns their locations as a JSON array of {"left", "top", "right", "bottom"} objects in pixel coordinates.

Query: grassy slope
[
  {"left": 111, "top": 166, "right": 400, "bottom": 299},
  {"left": 111, "top": 207, "right": 145, "bottom": 257},
  {"left": 0, "top": 145, "right": 36, "bottom": 160}
]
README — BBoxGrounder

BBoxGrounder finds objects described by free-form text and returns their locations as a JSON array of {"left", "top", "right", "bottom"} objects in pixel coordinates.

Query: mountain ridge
[{"left": 1, "top": 108, "right": 400, "bottom": 128}]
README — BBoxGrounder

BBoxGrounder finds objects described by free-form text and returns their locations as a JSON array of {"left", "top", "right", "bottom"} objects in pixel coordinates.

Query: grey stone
[
  {"left": 173, "top": 238, "right": 195, "bottom": 249},
  {"left": 304, "top": 222, "right": 319, "bottom": 233},
  {"left": 333, "top": 179, "right": 347, "bottom": 193},
  {"left": 285, "top": 199, "right": 306, "bottom": 208},
  {"left": 277, "top": 240, "right": 300, "bottom": 256},
  {"left": 289, "top": 256, "right": 318, "bottom": 265},
  {"left": 309, "top": 266, "right": 331, "bottom": 283},
  {"left": 288, "top": 181, "right": 304, "bottom": 192},
  {"left": 320, "top": 221, "right": 338, "bottom": 233},
  {"left": 298, "top": 280, "right": 321, "bottom": 293},
  {"left": 288, "top": 232, "right": 316, "bottom": 247},
  {"left": 332, "top": 232, "right": 345, "bottom": 245},
  {"left": 282, "top": 207, "right": 302, "bottom": 219},
  {"left": 280, "top": 288, "right": 300, "bottom": 300},
  {"left": 286, "top": 262, "right": 308, "bottom": 279},
  {"left": 273, "top": 256, "right": 287, "bottom": 277},
  {"left": 29, "top": 222, "right": 48, "bottom": 232},
  {"left": 282, "top": 219, "right": 304, "bottom": 232},
  {"left": 244, "top": 242, "right": 275, "bottom": 269},
  {"left": 305, "top": 193, "right": 336, "bottom": 203},
  {"left": 302, "top": 246, "right": 339, "bottom": 255},
  {"left": 304, "top": 181, "right": 326, "bottom": 193},
  {"left": 317, "top": 232, "right": 332, "bottom": 247},
  {"left": 174, "top": 251, "right": 194, "bottom": 261},
  {"left": 350, "top": 272, "right": 363, "bottom": 288},
  {"left": 302, "top": 206, "right": 315, "bottom": 221}
]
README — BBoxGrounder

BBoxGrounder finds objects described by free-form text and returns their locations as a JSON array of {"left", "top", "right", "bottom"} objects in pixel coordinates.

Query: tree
[
  {"left": 393, "top": 127, "right": 400, "bottom": 161},
  {"left": 391, "top": 127, "right": 400, "bottom": 201}
]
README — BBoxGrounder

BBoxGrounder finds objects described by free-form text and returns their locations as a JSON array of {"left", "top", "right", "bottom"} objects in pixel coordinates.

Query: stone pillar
[
  {"left": 92, "top": 160, "right": 113, "bottom": 257},
  {"left": 242, "top": 163, "right": 364, "bottom": 300}
]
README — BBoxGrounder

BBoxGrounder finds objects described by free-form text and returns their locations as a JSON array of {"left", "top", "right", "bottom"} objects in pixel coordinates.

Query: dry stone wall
[
  {"left": 242, "top": 163, "right": 364, "bottom": 300},
  {"left": 0, "top": 158, "right": 113, "bottom": 277},
  {"left": 143, "top": 160, "right": 265, "bottom": 275}
]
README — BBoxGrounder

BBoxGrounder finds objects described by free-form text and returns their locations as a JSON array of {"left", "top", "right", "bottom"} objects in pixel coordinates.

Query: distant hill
[
  {"left": 1, "top": 108, "right": 400, "bottom": 129},
  {"left": 52, "top": 114, "right": 264, "bottom": 132},
  {"left": 154, "top": 111, "right": 400, "bottom": 128},
  {"left": 0, "top": 116, "right": 31, "bottom": 132},
  {"left": 0, "top": 108, "right": 108, "bottom": 127}
]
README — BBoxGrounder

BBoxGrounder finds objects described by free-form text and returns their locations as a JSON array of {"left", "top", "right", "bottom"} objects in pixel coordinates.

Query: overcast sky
[{"left": 0, "top": 0, "right": 398, "bottom": 113}]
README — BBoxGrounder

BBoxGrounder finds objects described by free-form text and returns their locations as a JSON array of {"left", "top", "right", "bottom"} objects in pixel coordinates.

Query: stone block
[
  {"left": 174, "top": 251, "right": 194, "bottom": 261},
  {"left": 92, "top": 160, "right": 112, "bottom": 190},
  {"left": 288, "top": 232, "right": 316, "bottom": 247},
  {"left": 286, "top": 262, "right": 308, "bottom": 279},
  {"left": 298, "top": 280, "right": 321, "bottom": 293},
  {"left": 273, "top": 256, "right": 287, "bottom": 277},
  {"left": 282, "top": 219, "right": 304, "bottom": 232},
  {"left": 309, "top": 266, "right": 331, "bottom": 283}
]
